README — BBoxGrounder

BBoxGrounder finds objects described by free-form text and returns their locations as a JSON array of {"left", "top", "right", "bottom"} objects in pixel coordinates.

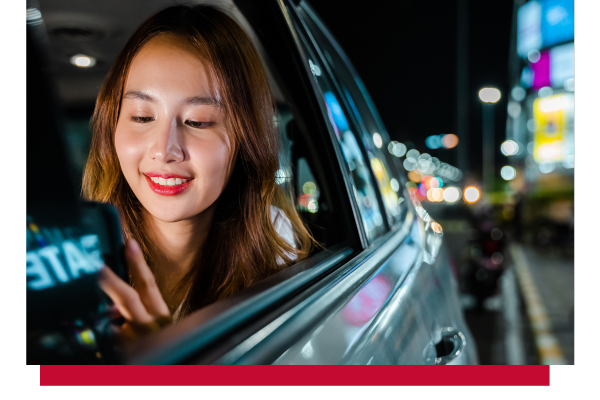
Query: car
[{"left": 27, "top": 0, "right": 477, "bottom": 365}]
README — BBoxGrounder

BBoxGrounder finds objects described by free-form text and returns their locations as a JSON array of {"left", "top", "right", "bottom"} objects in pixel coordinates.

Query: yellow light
[
  {"left": 408, "top": 170, "right": 421, "bottom": 183},
  {"left": 426, "top": 188, "right": 443, "bottom": 202},
  {"left": 464, "top": 187, "right": 480, "bottom": 202},
  {"left": 373, "top": 133, "right": 383, "bottom": 148},
  {"left": 431, "top": 222, "right": 443, "bottom": 234},
  {"left": 302, "top": 181, "right": 316, "bottom": 195},
  {"left": 479, "top": 88, "right": 501, "bottom": 103}
]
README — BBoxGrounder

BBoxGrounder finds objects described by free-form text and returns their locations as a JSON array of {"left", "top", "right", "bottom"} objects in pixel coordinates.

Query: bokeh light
[
  {"left": 406, "top": 149, "right": 420, "bottom": 163},
  {"left": 511, "top": 86, "right": 526, "bottom": 101},
  {"left": 303, "top": 181, "right": 317, "bottom": 195},
  {"left": 539, "top": 161, "right": 555, "bottom": 174},
  {"left": 464, "top": 187, "right": 480, "bottom": 203},
  {"left": 387, "top": 141, "right": 407, "bottom": 157},
  {"left": 443, "top": 187, "right": 460, "bottom": 203},
  {"left": 562, "top": 154, "right": 574, "bottom": 169},
  {"left": 373, "top": 133, "right": 383, "bottom": 148},
  {"left": 538, "top": 86, "right": 553, "bottom": 98},
  {"left": 427, "top": 188, "right": 444, "bottom": 202},
  {"left": 500, "top": 140, "right": 519, "bottom": 156},
  {"left": 390, "top": 178, "right": 399, "bottom": 192},
  {"left": 442, "top": 134, "right": 459, "bottom": 148},
  {"left": 564, "top": 78, "right": 575, "bottom": 92},
  {"left": 70, "top": 54, "right": 96, "bottom": 68},
  {"left": 479, "top": 88, "right": 501, "bottom": 103},
  {"left": 408, "top": 170, "right": 421, "bottom": 183},
  {"left": 527, "top": 49, "right": 541, "bottom": 63},
  {"left": 501, "top": 165, "right": 517, "bottom": 181}
]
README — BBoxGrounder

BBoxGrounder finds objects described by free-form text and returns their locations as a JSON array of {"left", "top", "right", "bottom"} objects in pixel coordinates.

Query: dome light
[{"left": 70, "top": 54, "right": 96, "bottom": 68}]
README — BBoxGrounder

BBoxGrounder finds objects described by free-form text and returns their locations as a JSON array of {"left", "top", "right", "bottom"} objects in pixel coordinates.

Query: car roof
[{"left": 37, "top": 0, "right": 285, "bottom": 110}]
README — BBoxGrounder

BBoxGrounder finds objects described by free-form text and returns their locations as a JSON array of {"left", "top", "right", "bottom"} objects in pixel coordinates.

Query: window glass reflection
[
  {"left": 293, "top": 25, "right": 386, "bottom": 240},
  {"left": 299, "top": 5, "right": 406, "bottom": 228}
]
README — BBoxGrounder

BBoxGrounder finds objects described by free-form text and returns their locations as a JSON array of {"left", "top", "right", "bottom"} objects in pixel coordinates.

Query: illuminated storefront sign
[
  {"left": 517, "top": 0, "right": 542, "bottom": 57},
  {"left": 550, "top": 42, "right": 574, "bottom": 88},
  {"left": 541, "top": 0, "right": 574, "bottom": 47},
  {"left": 532, "top": 93, "right": 573, "bottom": 163}
]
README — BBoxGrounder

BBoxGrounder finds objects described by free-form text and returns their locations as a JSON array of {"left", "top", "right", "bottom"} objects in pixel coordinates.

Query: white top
[{"left": 171, "top": 206, "right": 296, "bottom": 321}]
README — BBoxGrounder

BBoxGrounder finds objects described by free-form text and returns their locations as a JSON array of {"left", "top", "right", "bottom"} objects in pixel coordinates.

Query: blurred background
[
  {"left": 27, "top": 0, "right": 574, "bottom": 364},
  {"left": 313, "top": 0, "right": 574, "bottom": 364}
]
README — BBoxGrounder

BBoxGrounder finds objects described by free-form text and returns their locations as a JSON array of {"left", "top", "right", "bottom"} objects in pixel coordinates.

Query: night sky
[{"left": 310, "top": 0, "right": 515, "bottom": 180}]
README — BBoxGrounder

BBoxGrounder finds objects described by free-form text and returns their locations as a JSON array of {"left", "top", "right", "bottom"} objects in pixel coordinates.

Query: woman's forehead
[{"left": 125, "top": 34, "right": 218, "bottom": 99}]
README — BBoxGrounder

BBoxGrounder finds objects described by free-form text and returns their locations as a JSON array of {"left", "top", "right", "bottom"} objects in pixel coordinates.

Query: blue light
[
  {"left": 324, "top": 92, "right": 349, "bottom": 132},
  {"left": 542, "top": 0, "right": 574, "bottom": 47},
  {"left": 425, "top": 135, "right": 443, "bottom": 149}
]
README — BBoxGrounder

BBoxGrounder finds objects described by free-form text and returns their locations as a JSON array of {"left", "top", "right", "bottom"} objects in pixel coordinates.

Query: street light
[{"left": 478, "top": 87, "right": 501, "bottom": 190}]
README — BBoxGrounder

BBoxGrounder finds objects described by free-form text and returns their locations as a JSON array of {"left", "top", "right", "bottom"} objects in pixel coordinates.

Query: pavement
[
  {"left": 510, "top": 243, "right": 574, "bottom": 364},
  {"left": 439, "top": 219, "right": 574, "bottom": 365}
]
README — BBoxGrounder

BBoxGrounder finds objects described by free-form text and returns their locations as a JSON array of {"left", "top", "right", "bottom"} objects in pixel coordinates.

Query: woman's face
[{"left": 115, "top": 34, "right": 234, "bottom": 223}]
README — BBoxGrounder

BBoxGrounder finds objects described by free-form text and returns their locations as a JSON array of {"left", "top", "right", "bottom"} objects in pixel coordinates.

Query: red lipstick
[{"left": 144, "top": 174, "right": 193, "bottom": 196}]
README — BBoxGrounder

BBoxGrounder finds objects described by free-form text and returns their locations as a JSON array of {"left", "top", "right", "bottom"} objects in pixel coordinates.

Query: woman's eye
[
  {"left": 131, "top": 116, "right": 154, "bottom": 123},
  {"left": 185, "top": 120, "right": 213, "bottom": 129}
]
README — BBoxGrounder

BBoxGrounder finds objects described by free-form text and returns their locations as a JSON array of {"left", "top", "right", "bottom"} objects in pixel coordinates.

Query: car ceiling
[{"left": 35, "top": 0, "right": 283, "bottom": 111}]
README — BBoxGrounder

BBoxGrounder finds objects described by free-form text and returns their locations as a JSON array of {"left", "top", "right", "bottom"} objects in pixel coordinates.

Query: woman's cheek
[
  {"left": 193, "top": 137, "right": 232, "bottom": 189},
  {"left": 115, "top": 127, "right": 145, "bottom": 180}
]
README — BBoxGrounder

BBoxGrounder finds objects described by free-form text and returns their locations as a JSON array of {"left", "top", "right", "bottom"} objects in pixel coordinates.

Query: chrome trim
[
  {"left": 125, "top": 246, "right": 353, "bottom": 364},
  {"left": 233, "top": 209, "right": 414, "bottom": 364}
]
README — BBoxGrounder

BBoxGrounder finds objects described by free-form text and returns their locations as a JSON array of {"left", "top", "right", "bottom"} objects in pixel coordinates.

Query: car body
[{"left": 28, "top": 0, "right": 477, "bottom": 365}]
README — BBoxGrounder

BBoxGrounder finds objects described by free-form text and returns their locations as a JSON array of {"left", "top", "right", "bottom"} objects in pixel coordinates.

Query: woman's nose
[{"left": 149, "top": 119, "right": 185, "bottom": 163}]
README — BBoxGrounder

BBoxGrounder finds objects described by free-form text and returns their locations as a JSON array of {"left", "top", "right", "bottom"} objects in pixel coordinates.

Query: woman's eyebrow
[
  {"left": 122, "top": 91, "right": 221, "bottom": 107},
  {"left": 123, "top": 90, "right": 155, "bottom": 102},
  {"left": 185, "top": 96, "right": 222, "bottom": 107}
]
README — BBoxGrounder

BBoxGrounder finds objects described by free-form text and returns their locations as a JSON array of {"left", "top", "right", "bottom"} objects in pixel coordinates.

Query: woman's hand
[{"left": 98, "top": 240, "right": 172, "bottom": 343}]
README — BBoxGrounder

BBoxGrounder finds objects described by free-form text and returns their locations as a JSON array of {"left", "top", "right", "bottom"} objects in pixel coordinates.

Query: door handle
[{"left": 434, "top": 327, "right": 466, "bottom": 365}]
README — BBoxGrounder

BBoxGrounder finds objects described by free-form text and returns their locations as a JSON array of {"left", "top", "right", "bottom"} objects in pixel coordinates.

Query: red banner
[{"left": 40, "top": 365, "right": 550, "bottom": 386}]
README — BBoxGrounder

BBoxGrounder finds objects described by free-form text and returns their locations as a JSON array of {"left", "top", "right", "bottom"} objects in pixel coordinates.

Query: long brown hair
[{"left": 83, "top": 4, "right": 313, "bottom": 316}]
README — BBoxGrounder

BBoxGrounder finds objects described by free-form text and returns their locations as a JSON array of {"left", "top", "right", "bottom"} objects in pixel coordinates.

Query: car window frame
[
  {"left": 287, "top": 8, "right": 393, "bottom": 239},
  {"left": 296, "top": 2, "right": 411, "bottom": 229}
]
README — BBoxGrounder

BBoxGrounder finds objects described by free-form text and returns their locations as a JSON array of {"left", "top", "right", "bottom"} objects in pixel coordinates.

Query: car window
[
  {"left": 288, "top": 14, "right": 388, "bottom": 242},
  {"left": 297, "top": 3, "right": 407, "bottom": 229}
]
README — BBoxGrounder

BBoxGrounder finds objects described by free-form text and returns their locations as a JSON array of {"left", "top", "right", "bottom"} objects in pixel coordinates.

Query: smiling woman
[{"left": 82, "top": 4, "right": 314, "bottom": 341}]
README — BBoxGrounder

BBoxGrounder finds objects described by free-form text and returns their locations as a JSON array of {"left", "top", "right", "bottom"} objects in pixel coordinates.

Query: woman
[{"left": 83, "top": 4, "right": 313, "bottom": 342}]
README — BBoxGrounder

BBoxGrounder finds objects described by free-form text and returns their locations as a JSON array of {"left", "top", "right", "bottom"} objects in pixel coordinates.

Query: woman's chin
[{"left": 143, "top": 206, "right": 195, "bottom": 223}]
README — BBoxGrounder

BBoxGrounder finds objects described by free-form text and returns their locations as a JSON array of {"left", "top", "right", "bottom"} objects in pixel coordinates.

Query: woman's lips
[{"left": 144, "top": 174, "right": 192, "bottom": 196}]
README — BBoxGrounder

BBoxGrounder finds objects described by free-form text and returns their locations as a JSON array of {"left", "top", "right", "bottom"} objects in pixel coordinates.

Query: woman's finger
[
  {"left": 98, "top": 265, "right": 155, "bottom": 326},
  {"left": 125, "top": 240, "right": 172, "bottom": 323}
]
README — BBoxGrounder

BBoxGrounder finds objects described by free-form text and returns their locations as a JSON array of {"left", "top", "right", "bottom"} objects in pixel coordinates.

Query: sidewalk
[{"left": 510, "top": 243, "right": 574, "bottom": 364}]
